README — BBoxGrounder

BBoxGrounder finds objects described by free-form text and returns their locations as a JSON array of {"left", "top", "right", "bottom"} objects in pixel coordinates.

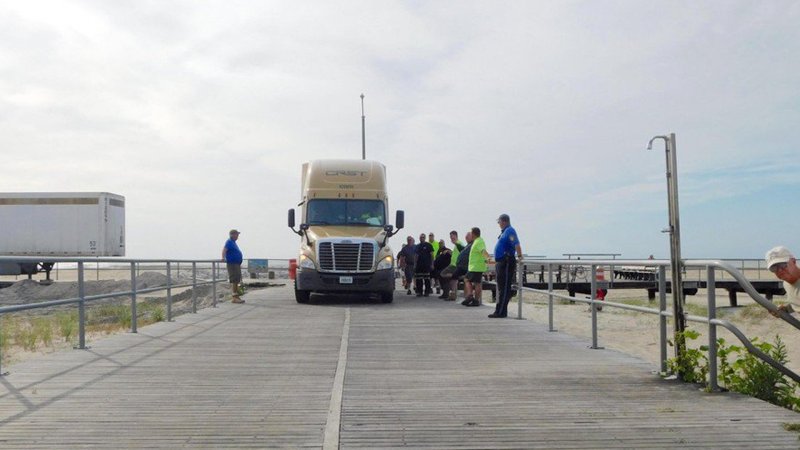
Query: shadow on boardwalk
[{"left": 0, "top": 285, "right": 797, "bottom": 448}]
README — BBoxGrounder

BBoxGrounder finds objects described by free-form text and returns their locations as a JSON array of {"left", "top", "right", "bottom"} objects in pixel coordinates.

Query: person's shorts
[
  {"left": 465, "top": 271, "right": 484, "bottom": 283},
  {"left": 403, "top": 266, "right": 414, "bottom": 280},
  {"left": 227, "top": 263, "right": 242, "bottom": 283}
]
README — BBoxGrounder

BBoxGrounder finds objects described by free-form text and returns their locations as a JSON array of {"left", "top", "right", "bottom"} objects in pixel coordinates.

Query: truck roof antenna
[{"left": 361, "top": 93, "right": 366, "bottom": 160}]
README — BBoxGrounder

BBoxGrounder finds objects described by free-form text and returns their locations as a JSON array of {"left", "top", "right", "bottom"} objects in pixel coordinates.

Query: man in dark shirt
[
  {"left": 414, "top": 233, "right": 435, "bottom": 297},
  {"left": 455, "top": 231, "right": 474, "bottom": 304},
  {"left": 397, "top": 236, "right": 416, "bottom": 295}
]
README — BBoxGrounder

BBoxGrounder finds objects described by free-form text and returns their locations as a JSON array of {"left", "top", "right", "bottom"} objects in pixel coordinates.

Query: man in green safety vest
[{"left": 441, "top": 230, "right": 466, "bottom": 300}]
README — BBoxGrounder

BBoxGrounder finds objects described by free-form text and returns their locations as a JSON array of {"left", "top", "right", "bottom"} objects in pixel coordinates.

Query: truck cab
[{"left": 288, "top": 160, "right": 404, "bottom": 303}]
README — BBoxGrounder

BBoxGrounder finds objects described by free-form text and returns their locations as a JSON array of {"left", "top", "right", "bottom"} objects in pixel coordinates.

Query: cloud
[{"left": 0, "top": 0, "right": 797, "bottom": 260}]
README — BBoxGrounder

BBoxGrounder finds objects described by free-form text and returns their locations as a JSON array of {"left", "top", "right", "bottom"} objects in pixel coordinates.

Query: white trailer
[{"left": 0, "top": 192, "right": 125, "bottom": 278}]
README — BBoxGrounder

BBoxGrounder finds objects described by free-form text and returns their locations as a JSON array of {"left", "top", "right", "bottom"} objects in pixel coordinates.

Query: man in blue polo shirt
[
  {"left": 489, "top": 214, "right": 523, "bottom": 318},
  {"left": 222, "top": 229, "right": 244, "bottom": 303}
]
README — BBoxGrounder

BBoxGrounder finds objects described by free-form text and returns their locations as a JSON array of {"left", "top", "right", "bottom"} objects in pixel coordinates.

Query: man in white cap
[
  {"left": 222, "top": 229, "right": 244, "bottom": 303},
  {"left": 765, "top": 246, "right": 799, "bottom": 314}
]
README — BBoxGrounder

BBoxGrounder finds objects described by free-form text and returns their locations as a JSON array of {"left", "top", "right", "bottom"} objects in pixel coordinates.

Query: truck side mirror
[
  {"left": 395, "top": 210, "right": 404, "bottom": 230},
  {"left": 289, "top": 209, "right": 304, "bottom": 237}
]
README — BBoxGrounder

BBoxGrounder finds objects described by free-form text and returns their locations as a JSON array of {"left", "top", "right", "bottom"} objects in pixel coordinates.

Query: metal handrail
[
  {"left": 510, "top": 258, "right": 800, "bottom": 387},
  {"left": 0, "top": 257, "right": 227, "bottom": 375},
  {"left": 0, "top": 280, "right": 217, "bottom": 315},
  {"left": 0, "top": 256, "right": 224, "bottom": 263}
]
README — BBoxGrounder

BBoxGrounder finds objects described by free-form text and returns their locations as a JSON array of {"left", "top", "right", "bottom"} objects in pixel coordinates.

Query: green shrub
[
  {"left": 150, "top": 306, "right": 165, "bottom": 323},
  {"left": 667, "top": 329, "right": 708, "bottom": 384},
  {"left": 668, "top": 330, "right": 800, "bottom": 411},
  {"left": 116, "top": 306, "right": 132, "bottom": 329},
  {"left": 17, "top": 326, "right": 37, "bottom": 352},
  {"left": 90, "top": 304, "right": 132, "bottom": 328},
  {"left": 0, "top": 316, "right": 15, "bottom": 353},
  {"left": 32, "top": 317, "right": 53, "bottom": 347},
  {"left": 719, "top": 336, "right": 799, "bottom": 411},
  {"left": 56, "top": 312, "right": 77, "bottom": 342}
]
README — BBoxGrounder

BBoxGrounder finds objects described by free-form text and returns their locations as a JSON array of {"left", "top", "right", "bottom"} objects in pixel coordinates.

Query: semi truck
[
  {"left": 288, "top": 159, "right": 404, "bottom": 303},
  {"left": 0, "top": 192, "right": 126, "bottom": 279}
]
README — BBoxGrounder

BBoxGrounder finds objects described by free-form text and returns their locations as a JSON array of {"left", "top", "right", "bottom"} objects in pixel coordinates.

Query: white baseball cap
[{"left": 765, "top": 246, "right": 794, "bottom": 270}]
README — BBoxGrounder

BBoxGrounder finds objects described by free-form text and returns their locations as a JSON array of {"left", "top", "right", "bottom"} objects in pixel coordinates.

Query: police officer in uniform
[{"left": 489, "top": 214, "right": 523, "bottom": 318}]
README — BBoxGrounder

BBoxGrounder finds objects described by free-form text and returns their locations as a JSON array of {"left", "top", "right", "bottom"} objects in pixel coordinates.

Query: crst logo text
[{"left": 326, "top": 171, "right": 367, "bottom": 177}]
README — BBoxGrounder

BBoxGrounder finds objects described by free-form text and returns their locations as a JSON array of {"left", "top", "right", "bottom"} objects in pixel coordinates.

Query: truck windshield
[{"left": 306, "top": 199, "right": 385, "bottom": 226}]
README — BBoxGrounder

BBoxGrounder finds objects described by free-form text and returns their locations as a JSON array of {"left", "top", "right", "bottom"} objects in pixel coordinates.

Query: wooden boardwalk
[{"left": 0, "top": 284, "right": 798, "bottom": 448}]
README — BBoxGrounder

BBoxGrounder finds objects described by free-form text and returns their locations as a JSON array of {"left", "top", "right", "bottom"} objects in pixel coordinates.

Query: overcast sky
[{"left": 1, "top": 1, "right": 798, "bottom": 261}]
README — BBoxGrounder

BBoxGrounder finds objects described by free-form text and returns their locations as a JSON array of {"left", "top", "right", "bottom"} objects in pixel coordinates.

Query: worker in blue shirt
[
  {"left": 489, "top": 214, "right": 523, "bottom": 318},
  {"left": 222, "top": 229, "right": 244, "bottom": 303}
]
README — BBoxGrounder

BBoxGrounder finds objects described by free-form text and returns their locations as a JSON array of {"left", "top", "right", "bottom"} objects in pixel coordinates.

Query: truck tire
[
  {"left": 380, "top": 291, "right": 393, "bottom": 303},
  {"left": 294, "top": 281, "right": 310, "bottom": 303}
]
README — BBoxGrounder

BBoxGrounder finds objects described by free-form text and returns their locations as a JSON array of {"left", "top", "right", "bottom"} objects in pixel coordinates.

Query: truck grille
[{"left": 318, "top": 241, "right": 375, "bottom": 272}]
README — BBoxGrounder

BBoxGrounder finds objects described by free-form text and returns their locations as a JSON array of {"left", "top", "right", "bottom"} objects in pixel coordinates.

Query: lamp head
[{"left": 647, "top": 135, "right": 667, "bottom": 150}]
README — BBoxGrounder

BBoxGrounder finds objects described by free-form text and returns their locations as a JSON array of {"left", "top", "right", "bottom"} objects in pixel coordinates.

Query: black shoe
[
  {"left": 466, "top": 299, "right": 481, "bottom": 307},
  {"left": 461, "top": 297, "right": 473, "bottom": 306},
  {"left": 488, "top": 313, "right": 506, "bottom": 318},
  {"left": 407, "top": 289, "right": 412, "bottom": 295},
  {"left": 439, "top": 295, "right": 448, "bottom": 300},
  {"left": 416, "top": 293, "right": 422, "bottom": 297}
]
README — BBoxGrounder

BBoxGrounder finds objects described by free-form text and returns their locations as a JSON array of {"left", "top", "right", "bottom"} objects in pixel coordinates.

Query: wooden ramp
[{"left": 0, "top": 285, "right": 797, "bottom": 448}]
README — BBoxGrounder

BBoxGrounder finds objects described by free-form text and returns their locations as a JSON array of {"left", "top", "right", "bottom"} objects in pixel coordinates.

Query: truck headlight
[
  {"left": 377, "top": 255, "right": 393, "bottom": 270},
  {"left": 299, "top": 255, "right": 315, "bottom": 270}
]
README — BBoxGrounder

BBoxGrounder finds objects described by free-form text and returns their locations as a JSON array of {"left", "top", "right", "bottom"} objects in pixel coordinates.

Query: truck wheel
[
  {"left": 295, "top": 289, "right": 310, "bottom": 303},
  {"left": 294, "top": 281, "right": 310, "bottom": 303},
  {"left": 380, "top": 291, "right": 393, "bottom": 303}
]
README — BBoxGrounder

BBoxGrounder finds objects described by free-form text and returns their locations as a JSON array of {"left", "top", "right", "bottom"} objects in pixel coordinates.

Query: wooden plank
[
  {"left": 0, "top": 285, "right": 797, "bottom": 449},
  {"left": 0, "top": 292, "right": 344, "bottom": 448},
  {"left": 339, "top": 292, "right": 800, "bottom": 449}
]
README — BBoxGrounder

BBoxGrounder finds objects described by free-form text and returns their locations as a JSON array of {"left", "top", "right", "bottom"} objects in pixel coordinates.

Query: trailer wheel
[{"left": 380, "top": 291, "right": 393, "bottom": 303}]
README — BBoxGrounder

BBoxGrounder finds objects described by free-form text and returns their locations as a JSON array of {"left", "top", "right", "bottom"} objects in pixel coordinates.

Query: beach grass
[{"left": 0, "top": 298, "right": 173, "bottom": 365}]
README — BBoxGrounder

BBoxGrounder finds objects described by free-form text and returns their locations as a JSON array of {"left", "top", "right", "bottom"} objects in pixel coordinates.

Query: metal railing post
[
  {"left": 0, "top": 314, "right": 5, "bottom": 375},
  {"left": 659, "top": 266, "right": 668, "bottom": 374},
  {"left": 212, "top": 262, "right": 218, "bottom": 308},
  {"left": 547, "top": 263, "right": 556, "bottom": 332},
  {"left": 78, "top": 262, "right": 86, "bottom": 349},
  {"left": 590, "top": 265, "right": 600, "bottom": 349},
  {"left": 192, "top": 262, "right": 197, "bottom": 314},
  {"left": 516, "top": 259, "right": 524, "bottom": 320},
  {"left": 166, "top": 262, "right": 173, "bottom": 322},
  {"left": 130, "top": 262, "right": 137, "bottom": 333},
  {"left": 707, "top": 266, "right": 719, "bottom": 391}
]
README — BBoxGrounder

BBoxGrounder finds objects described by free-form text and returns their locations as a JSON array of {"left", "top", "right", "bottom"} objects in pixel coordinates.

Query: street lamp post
[
  {"left": 647, "top": 133, "right": 687, "bottom": 376},
  {"left": 360, "top": 93, "right": 366, "bottom": 160}
]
